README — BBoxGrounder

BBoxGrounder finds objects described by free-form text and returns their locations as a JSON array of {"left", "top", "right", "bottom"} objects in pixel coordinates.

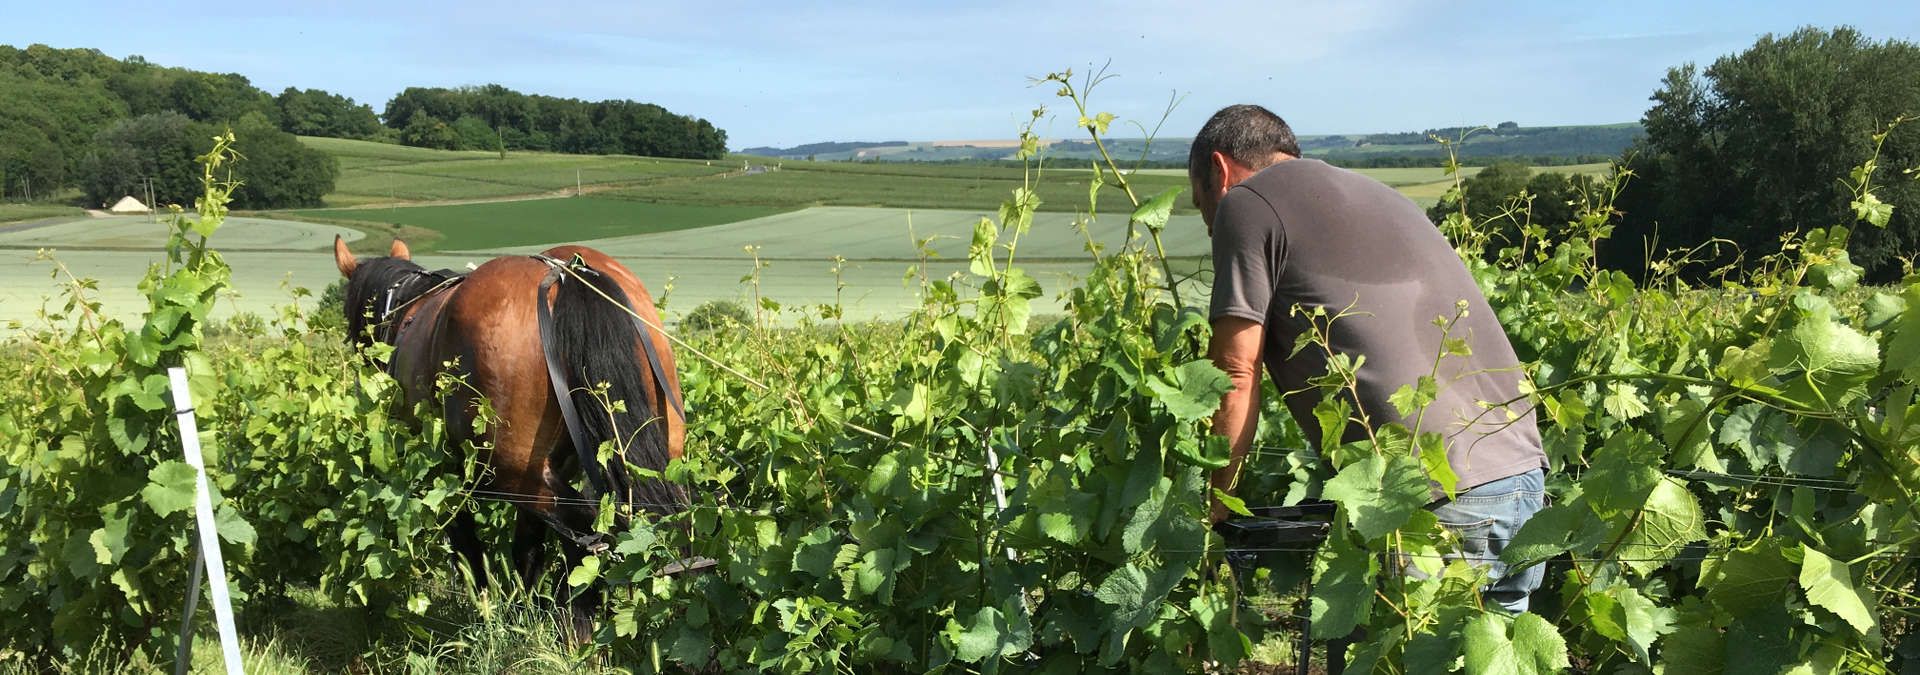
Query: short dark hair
[{"left": 1188, "top": 104, "right": 1300, "bottom": 191}]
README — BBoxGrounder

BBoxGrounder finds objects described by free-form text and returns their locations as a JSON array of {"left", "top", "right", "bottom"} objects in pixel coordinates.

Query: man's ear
[
  {"left": 1210, "top": 151, "right": 1238, "bottom": 195},
  {"left": 333, "top": 235, "right": 358, "bottom": 277},
  {"left": 389, "top": 238, "right": 411, "bottom": 261}
]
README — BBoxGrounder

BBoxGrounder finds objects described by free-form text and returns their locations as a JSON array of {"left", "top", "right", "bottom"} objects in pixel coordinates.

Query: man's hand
[{"left": 1207, "top": 316, "right": 1265, "bottom": 522}]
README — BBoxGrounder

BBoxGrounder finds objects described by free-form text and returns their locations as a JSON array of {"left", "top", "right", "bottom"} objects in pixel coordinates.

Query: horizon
[{"left": 3, "top": 1, "right": 1916, "bottom": 150}]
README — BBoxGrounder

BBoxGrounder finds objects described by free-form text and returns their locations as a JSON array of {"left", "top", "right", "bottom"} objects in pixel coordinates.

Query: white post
[
  {"left": 168, "top": 367, "right": 245, "bottom": 674},
  {"left": 983, "top": 442, "right": 1015, "bottom": 562}
]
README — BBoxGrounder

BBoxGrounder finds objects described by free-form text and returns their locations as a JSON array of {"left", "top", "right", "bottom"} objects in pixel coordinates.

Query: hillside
[{"left": 744, "top": 122, "right": 1643, "bottom": 166}]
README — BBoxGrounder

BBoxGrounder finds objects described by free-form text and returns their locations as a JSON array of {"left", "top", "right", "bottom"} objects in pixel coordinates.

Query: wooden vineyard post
[{"left": 167, "top": 366, "right": 245, "bottom": 675}]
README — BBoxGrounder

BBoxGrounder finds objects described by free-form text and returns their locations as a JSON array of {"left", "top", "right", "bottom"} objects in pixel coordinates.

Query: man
[{"left": 1192, "top": 104, "right": 1548, "bottom": 612}]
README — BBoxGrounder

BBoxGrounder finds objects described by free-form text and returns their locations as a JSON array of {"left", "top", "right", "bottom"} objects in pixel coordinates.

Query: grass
[
  {"left": 0, "top": 204, "right": 83, "bottom": 225},
  {"left": 0, "top": 583, "right": 607, "bottom": 674},
  {"left": 286, "top": 197, "right": 786, "bottom": 252}
]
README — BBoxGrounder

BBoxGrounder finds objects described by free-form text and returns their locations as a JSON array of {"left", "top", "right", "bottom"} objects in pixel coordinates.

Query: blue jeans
[{"left": 1429, "top": 469, "right": 1546, "bottom": 613}]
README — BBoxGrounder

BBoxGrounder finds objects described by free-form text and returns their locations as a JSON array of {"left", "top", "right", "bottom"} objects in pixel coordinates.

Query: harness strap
[
  {"left": 535, "top": 268, "right": 615, "bottom": 502},
  {"left": 631, "top": 300, "right": 687, "bottom": 423},
  {"left": 529, "top": 253, "right": 687, "bottom": 423}
]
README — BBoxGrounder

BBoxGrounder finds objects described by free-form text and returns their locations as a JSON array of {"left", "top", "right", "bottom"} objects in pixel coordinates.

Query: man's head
[{"left": 1188, "top": 104, "right": 1299, "bottom": 232}]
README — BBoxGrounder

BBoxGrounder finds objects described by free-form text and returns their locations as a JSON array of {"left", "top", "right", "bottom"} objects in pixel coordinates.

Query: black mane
[{"left": 341, "top": 256, "right": 436, "bottom": 348}]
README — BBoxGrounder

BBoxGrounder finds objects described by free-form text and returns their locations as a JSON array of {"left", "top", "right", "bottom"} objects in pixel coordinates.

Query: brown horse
[{"left": 331, "top": 236, "right": 688, "bottom": 631}]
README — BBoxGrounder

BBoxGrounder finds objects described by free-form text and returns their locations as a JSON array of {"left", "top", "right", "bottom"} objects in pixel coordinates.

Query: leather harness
[{"left": 531, "top": 252, "right": 687, "bottom": 506}]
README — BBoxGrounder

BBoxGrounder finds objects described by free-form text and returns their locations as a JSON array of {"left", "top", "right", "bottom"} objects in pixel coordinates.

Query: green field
[
  {"left": 286, "top": 197, "right": 785, "bottom": 251},
  {"left": 605, "top": 161, "right": 1193, "bottom": 215},
  {"left": 0, "top": 204, "right": 84, "bottom": 224},
  {"left": 301, "top": 136, "right": 736, "bottom": 206}
]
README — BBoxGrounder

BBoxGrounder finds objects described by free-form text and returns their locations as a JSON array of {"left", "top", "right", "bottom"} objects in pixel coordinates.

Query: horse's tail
[{"left": 544, "top": 263, "right": 688, "bottom": 519}]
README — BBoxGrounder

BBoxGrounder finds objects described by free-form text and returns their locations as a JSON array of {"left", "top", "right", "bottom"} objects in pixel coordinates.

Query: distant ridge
[
  {"left": 739, "top": 140, "right": 908, "bottom": 157},
  {"left": 740, "top": 123, "right": 1643, "bottom": 167}
]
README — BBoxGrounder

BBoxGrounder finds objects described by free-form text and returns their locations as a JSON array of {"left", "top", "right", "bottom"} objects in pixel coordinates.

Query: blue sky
[{"left": 4, "top": 1, "right": 1916, "bottom": 149}]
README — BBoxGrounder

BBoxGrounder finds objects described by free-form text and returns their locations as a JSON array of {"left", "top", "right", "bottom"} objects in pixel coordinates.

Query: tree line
[
  {"left": 381, "top": 84, "right": 727, "bottom": 158},
  {"left": 0, "top": 45, "right": 341, "bottom": 208},
  {"left": 1437, "top": 26, "right": 1920, "bottom": 281},
  {"left": 0, "top": 44, "right": 730, "bottom": 208}
]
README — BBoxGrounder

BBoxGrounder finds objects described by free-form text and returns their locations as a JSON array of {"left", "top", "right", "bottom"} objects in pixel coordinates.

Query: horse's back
[{"left": 410, "top": 247, "right": 683, "bottom": 501}]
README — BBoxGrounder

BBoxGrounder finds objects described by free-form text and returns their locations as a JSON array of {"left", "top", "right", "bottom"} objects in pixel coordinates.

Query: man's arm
[{"left": 1208, "top": 315, "right": 1265, "bottom": 521}]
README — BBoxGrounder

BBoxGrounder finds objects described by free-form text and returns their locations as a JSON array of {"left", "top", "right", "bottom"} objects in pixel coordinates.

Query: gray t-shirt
[{"left": 1210, "top": 158, "right": 1546, "bottom": 490}]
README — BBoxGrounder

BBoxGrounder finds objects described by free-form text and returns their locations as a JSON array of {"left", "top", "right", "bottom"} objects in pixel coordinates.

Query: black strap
[
  {"left": 536, "top": 269, "right": 613, "bottom": 501},
  {"left": 629, "top": 303, "right": 687, "bottom": 423}
]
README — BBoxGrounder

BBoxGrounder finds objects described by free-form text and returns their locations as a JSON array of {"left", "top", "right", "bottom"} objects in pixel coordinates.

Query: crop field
[
  {"left": 284, "top": 197, "right": 785, "bottom": 252},
  {"left": 301, "top": 136, "right": 736, "bottom": 206}
]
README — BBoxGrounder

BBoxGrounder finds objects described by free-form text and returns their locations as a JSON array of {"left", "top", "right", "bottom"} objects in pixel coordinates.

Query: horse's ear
[
  {"left": 333, "top": 235, "right": 358, "bottom": 277},
  {"left": 389, "top": 238, "right": 411, "bottom": 261}
]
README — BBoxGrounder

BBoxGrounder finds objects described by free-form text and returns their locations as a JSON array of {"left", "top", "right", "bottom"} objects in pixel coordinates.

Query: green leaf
[
  {"left": 1717, "top": 403, "right": 1791, "bottom": 471},
  {"left": 1662, "top": 397, "right": 1724, "bottom": 472},
  {"left": 1212, "top": 488, "right": 1253, "bottom": 518},
  {"left": 566, "top": 556, "right": 600, "bottom": 588},
  {"left": 945, "top": 605, "right": 1031, "bottom": 663},
  {"left": 791, "top": 526, "right": 839, "bottom": 579},
  {"left": 888, "top": 383, "right": 930, "bottom": 425},
  {"left": 1581, "top": 430, "right": 1663, "bottom": 517},
  {"left": 214, "top": 504, "right": 256, "bottom": 546},
  {"left": 62, "top": 536, "right": 101, "bottom": 580},
  {"left": 1172, "top": 433, "right": 1233, "bottom": 470},
  {"left": 140, "top": 461, "right": 199, "bottom": 516},
  {"left": 854, "top": 548, "right": 905, "bottom": 605},
  {"left": 1145, "top": 360, "right": 1233, "bottom": 422},
  {"left": 1388, "top": 376, "right": 1438, "bottom": 418},
  {"left": 1501, "top": 499, "right": 1609, "bottom": 568},
  {"left": 1706, "top": 543, "right": 1795, "bottom": 617},
  {"left": 1323, "top": 454, "right": 1429, "bottom": 541},
  {"left": 866, "top": 452, "right": 902, "bottom": 497},
  {"left": 1884, "top": 284, "right": 1920, "bottom": 378},
  {"left": 1615, "top": 478, "right": 1705, "bottom": 575},
  {"left": 968, "top": 217, "right": 997, "bottom": 277},
  {"left": 1038, "top": 487, "right": 1098, "bottom": 545},
  {"left": 1461, "top": 612, "right": 1569, "bottom": 675},
  {"left": 89, "top": 512, "right": 130, "bottom": 565},
  {"left": 1095, "top": 563, "right": 1156, "bottom": 628},
  {"left": 1417, "top": 432, "right": 1459, "bottom": 499},
  {"left": 1770, "top": 305, "right": 1879, "bottom": 375},
  {"left": 1601, "top": 381, "right": 1650, "bottom": 420},
  {"left": 1129, "top": 187, "right": 1183, "bottom": 233},
  {"left": 1659, "top": 623, "right": 1726, "bottom": 673},
  {"left": 1309, "top": 529, "right": 1377, "bottom": 639},
  {"left": 1852, "top": 193, "right": 1893, "bottom": 228},
  {"left": 1121, "top": 475, "right": 1173, "bottom": 555},
  {"left": 1593, "top": 583, "right": 1675, "bottom": 663},
  {"left": 1725, "top": 605, "right": 1797, "bottom": 674},
  {"left": 1313, "top": 398, "right": 1352, "bottom": 459},
  {"left": 1798, "top": 544, "right": 1876, "bottom": 634}
]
